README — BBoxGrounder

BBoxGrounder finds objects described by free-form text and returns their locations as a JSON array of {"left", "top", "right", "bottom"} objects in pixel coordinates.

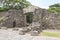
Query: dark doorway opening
[
  {"left": 13, "top": 21, "right": 16, "bottom": 27},
  {"left": 26, "top": 12, "right": 33, "bottom": 24}
]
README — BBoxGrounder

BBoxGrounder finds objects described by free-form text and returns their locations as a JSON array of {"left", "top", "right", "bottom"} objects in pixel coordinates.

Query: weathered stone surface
[
  {"left": 1, "top": 27, "right": 7, "bottom": 30},
  {"left": 30, "top": 30, "right": 39, "bottom": 36},
  {"left": 19, "top": 31, "right": 25, "bottom": 35},
  {"left": 19, "top": 30, "right": 25, "bottom": 35},
  {"left": 0, "top": 5, "right": 60, "bottom": 30},
  {"left": 0, "top": 29, "right": 60, "bottom": 40},
  {"left": 0, "top": 9, "right": 25, "bottom": 28},
  {"left": 12, "top": 28, "right": 19, "bottom": 31}
]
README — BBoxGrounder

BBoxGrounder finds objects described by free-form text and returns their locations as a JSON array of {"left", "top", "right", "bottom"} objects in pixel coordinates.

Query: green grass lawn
[{"left": 40, "top": 32, "right": 60, "bottom": 37}]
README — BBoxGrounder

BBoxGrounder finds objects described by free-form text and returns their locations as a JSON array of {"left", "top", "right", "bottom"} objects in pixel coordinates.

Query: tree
[
  {"left": 47, "top": 3, "right": 60, "bottom": 13},
  {"left": 0, "top": 0, "right": 31, "bottom": 11}
]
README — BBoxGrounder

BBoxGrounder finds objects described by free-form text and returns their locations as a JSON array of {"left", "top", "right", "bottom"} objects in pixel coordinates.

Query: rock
[
  {"left": 1, "top": 27, "right": 7, "bottom": 29},
  {"left": 19, "top": 28, "right": 26, "bottom": 35},
  {"left": 26, "top": 27, "right": 31, "bottom": 32},
  {"left": 19, "top": 30, "right": 25, "bottom": 35},
  {"left": 12, "top": 28, "right": 19, "bottom": 31},
  {"left": 22, "top": 28, "right": 28, "bottom": 32},
  {"left": 21, "top": 27, "right": 30, "bottom": 32},
  {"left": 30, "top": 30, "right": 39, "bottom": 36},
  {"left": 27, "top": 27, "right": 31, "bottom": 30}
]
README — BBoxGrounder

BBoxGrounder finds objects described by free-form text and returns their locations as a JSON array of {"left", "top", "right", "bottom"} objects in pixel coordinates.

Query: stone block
[
  {"left": 30, "top": 30, "right": 39, "bottom": 36},
  {"left": 1, "top": 27, "right": 7, "bottom": 30},
  {"left": 19, "top": 30, "right": 25, "bottom": 35},
  {"left": 12, "top": 28, "right": 19, "bottom": 31}
]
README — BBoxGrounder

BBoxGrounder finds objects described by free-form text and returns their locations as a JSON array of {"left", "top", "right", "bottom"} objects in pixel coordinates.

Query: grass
[{"left": 40, "top": 32, "right": 60, "bottom": 37}]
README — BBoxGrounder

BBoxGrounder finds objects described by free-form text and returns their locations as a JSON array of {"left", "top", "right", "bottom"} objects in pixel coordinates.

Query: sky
[{"left": 27, "top": 0, "right": 60, "bottom": 9}]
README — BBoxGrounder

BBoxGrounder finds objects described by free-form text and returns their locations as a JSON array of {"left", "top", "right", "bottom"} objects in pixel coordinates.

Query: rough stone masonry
[{"left": 0, "top": 5, "right": 60, "bottom": 30}]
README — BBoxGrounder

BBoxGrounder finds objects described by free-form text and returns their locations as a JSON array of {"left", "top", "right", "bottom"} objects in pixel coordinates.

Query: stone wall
[
  {"left": 47, "top": 13, "right": 60, "bottom": 29},
  {"left": 0, "top": 9, "right": 25, "bottom": 28},
  {"left": 0, "top": 5, "right": 60, "bottom": 30},
  {"left": 41, "top": 10, "right": 60, "bottom": 29},
  {"left": 0, "top": 5, "right": 42, "bottom": 28}
]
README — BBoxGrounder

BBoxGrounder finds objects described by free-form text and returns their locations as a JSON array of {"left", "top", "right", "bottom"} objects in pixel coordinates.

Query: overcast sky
[{"left": 27, "top": 0, "right": 60, "bottom": 9}]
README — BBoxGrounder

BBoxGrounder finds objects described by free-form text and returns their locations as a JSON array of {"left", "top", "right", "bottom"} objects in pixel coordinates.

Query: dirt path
[{"left": 0, "top": 29, "right": 60, "bottom": 40}]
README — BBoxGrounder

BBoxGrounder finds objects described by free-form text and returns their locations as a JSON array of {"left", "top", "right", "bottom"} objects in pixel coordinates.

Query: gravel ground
[{"left": 0, "top": 29, "right": 60, "bottom": 40}]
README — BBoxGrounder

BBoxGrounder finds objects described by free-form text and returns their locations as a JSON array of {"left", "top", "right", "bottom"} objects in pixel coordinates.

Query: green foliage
[
  {"left": 0, "top": 0, "right": 31, "bottom": 11},
  {"left": 49, "top": 3, "right": 60, "bottom": 8},
  {"left": 47, "top": 3, "right": 60, "bottom": 13},
  {"left": 47, "top": 8, "right": 56, "bottom": 13},
  {"left": 0, "top": 7, "right": 8, "bottom": 12},
  {"left": 3, "top": 0, "right": 31, "bottom": 9}
]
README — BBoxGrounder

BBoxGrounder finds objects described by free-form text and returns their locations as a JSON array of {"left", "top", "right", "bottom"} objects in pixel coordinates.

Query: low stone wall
[
  {"left": 42, "top": 11, "right": 60, "bottom": 29},
  {"left": 0, "top": 9, "right": 25, "bottom": 28}
]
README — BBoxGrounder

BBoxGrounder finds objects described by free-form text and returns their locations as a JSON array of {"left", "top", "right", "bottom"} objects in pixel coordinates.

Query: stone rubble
[{"left": 0, "top": 28, "right": 60, "bottom": 40}]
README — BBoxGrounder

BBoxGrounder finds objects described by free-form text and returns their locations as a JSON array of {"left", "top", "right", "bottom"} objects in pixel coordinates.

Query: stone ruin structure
[
  {"left": 0, "top": 5, "right": 43, "bottom": 35},
  {"left": 40, "top": 9, "right": 60, "bottom": 30},
  {"left": 44, "top": 13, "right": 60, "bottom": 29},
  {"left": 0, "top": 5, "right": 60, "bottom": 30},
  {"left": 0, "top": 5, "right": 42, "bottom": 28},
  {"left": 0, "top": 9, "right": 25, "bottom": 28}
]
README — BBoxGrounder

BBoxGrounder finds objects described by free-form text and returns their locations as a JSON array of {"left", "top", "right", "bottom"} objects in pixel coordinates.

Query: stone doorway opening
[
  {"left": 13, "top": 20, "right": 16, "bottom": 28},
  {"left": 26, "top": 12, "right": 33, "bottom": 26}
]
